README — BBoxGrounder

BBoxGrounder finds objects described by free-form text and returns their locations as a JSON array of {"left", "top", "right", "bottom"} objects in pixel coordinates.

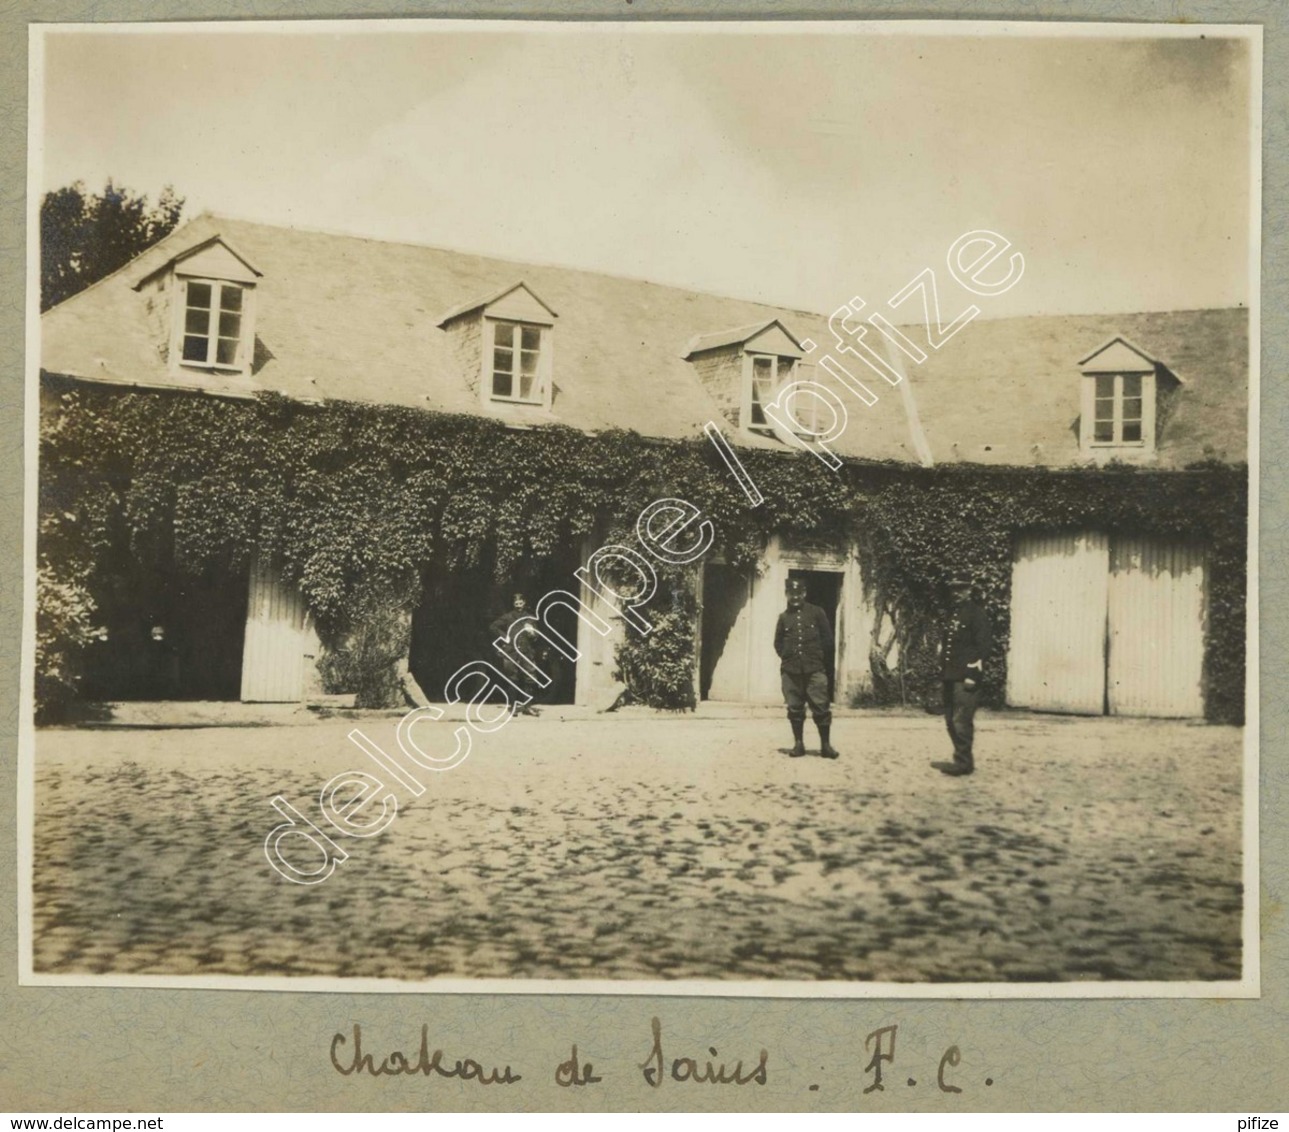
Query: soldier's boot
[
  {"left": 789, "top": 717, "right": 806, "bottom": 758},
  {"left": 818, "top": 722, "right": 840, "bottom": 760}
]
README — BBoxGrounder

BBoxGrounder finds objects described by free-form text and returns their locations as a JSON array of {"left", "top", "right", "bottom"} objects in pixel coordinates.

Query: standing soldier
[
  {"left": 933, "top": 573, "right": 991, "bottom": 777},
  {"left": 490, "top": 592, "right": 542, "bottom": 716},
  {"left": 774, "top": 576, "right": 840, "bottom": 759}
]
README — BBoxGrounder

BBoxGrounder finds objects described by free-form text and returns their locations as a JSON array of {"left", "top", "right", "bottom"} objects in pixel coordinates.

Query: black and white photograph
[{"left": 22, "top": 19, "right": 1259, "bottom": 994}]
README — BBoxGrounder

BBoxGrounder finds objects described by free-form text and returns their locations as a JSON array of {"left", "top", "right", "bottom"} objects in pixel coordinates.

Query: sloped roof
[
  {"left": 908, "top": 307, "right": 1247, "bottom": 467},
  {"left": 41, "top": 214, "right": 1248, "bottom": 469},
  {"left": 1077, "top": 335, "right": 1161, "bottom": 372},
  {"left": 434, "top": 281, "right": 558, "bottom": 328},
  {"left": 682, "top": 318, "right": 804, "bottom": 359}
]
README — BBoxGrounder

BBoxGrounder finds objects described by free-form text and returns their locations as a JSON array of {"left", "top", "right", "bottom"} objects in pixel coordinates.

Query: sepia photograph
[{"left": 22, "top": 19, "right": 1259, "bottom": 994}]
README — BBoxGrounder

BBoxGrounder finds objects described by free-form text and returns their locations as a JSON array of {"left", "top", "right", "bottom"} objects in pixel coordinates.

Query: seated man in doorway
[
  {"left": 932, "top": 573, "right": 992, "bottom": 777},
  {"left": 774, "top": 576, "right": 839, "bottom": 759},
  {"left": 489, "top": 592, "right": 543, "bottom": 716}
]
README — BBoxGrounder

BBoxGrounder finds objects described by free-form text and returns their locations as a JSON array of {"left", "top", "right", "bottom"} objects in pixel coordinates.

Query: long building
[{"left": 39, "top": 215, "right": 1249, "bottom": 719}]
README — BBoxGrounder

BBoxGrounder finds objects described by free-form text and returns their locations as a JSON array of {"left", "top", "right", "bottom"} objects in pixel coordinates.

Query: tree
[{"left": 41, "top": 180, "right": 184, "bottom": 311}]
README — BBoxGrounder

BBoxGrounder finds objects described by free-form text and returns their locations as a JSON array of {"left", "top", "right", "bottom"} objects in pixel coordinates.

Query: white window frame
[
  {"left": 1081, "top": 370, "right": 1156, "bottom": 453},
  {"left": 485, "top": 317, "right": 551, "bottom": 407},
  {"left": 171, "top": 275, "right": 254, "bottom": 375},
  {"left": 743, "top": 351, "right": 799, "bottom": 434}
]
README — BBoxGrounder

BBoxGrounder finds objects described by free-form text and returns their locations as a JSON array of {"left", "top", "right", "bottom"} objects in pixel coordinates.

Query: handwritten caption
[{"left": 329, "top": 1018, "right": 992, "bottom": 1095}]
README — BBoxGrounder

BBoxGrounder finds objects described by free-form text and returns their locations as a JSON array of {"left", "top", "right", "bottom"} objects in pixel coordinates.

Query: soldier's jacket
[
  {"left": 489, "top": 611, "right": 542, "bottom": 664},
  {"left": 774, "top": 601, "right": 833, "bottom": 676},
  {"left": 941, "top": 599, "right": 992, "bottom": 681}
]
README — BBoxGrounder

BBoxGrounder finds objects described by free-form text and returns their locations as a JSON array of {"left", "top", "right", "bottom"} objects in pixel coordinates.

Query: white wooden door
[
  {"left": 1006, "top": 531, "right": 1110, "bottom": 714},
  {"left": 1108, "top": 538, "right": 1206, "bottom": 718},
  {"left": 240, "top": 556, "right": 310, "bottom": 702},
  {"left": 703, "top": 564, "right": 754, "bottom": 701}
]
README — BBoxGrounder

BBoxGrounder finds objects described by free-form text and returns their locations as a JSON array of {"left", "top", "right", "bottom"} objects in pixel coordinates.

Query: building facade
[{"left": 39, "top": 216, "right": 1249, "bottom": 720}]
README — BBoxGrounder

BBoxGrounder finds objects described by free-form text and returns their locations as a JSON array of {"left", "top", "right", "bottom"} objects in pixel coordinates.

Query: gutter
[{"left": 878, "top": 336, "right": 935, "bottom": 467}]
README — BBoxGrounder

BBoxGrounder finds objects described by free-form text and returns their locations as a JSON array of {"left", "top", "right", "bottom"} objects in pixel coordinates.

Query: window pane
[
  {"left": 494, "top": 323, "right": 514, "bottom": 347},
  {"left": 520, "top": 349, "right": 539, "bottom": 377},
  {"left": 1095, "top": 374, "right": 1114, "bottom": 400},
  {"left": 1094, "top": 419, "right": 1114, "bottom": 442},
  {"left": 493, "top": 371, "right": 513, "bottom": 398},
  {"left": 219, "top": 286, "right": 243, "bottom": 312},
  {"left": 182, "top": 335, "right": 208, "bottom": 362},
  {"left": 216, "top": 337, "right": 239, "bottom": 366},
  {"left": 1122, "top": 421, "right": 1142, "bottom": 443},
  {"left": 494, "top": 348, "right": 514, "bottom": 374},
  {"left": 750, "top": 401, "right": 767, "bottom": 426},
  {"left": 520, "top": 325, "right": 541, "bottom": 351},
  {"left": 1095, "top": 399, "right": 1116, "bottom": 423},
  {"left": 186, "top": 281, "right": 211, "bottom": 309},
  {"left": 777, "top": 356, "right": 795, "bottom": 382},
  {"left": 185, "top": 308, "right": 209, "bottom": 334},
  {"left": 519, "top": 374, "right": 535, "bottom": 400},
  {"left": 218, "top": 311, "right": 241, "bottom": 339},
  {"left": 1122, "top": 373, "right": 1142, "bottom": 398},
  {"left": 1122, "top": 397, "right": 1143, "bottom": 422}
]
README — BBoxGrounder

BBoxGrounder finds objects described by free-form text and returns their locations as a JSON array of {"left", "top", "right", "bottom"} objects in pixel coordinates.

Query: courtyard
[{"left": 29, "top": 707, "right": 1245, "bottom": 985}]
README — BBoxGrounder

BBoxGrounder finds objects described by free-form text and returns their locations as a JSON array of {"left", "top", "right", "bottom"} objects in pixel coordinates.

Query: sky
[{"left": 35, "top": 21, "right": 1257, "bottom": 317}]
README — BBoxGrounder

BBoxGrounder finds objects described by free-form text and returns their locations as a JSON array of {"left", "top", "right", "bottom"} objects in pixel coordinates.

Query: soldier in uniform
[
  {"left": 774, "top": 576, "right": 840, "bottom": 759},
  {"left": 932, "top": 573, "right": 991, "bottom": 777},
  {"left": 489, "top": 592, "right": 542, "bottom": 716}
]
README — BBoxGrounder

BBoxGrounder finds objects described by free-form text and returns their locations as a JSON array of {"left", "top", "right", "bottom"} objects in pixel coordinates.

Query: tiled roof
[
  {"left": 41, "top": 214, "right": 1248, "bottom": 469},
  {"left": 907, "top": 307, "right": 1248, "bottom": 468}
]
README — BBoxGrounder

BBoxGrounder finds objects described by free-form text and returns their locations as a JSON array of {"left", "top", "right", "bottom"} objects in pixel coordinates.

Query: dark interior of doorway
[
  {"left": 81, "top": 558, "right": 250, "bottom": 701},
  {"left": 788, "top": 568, "right": 842, "bottom": 702},
  {"left": 408, "top": 547, "right": 582, "bottom": 705}
]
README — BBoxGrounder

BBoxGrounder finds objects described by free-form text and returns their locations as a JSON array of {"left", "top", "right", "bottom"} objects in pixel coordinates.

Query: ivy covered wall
[{"left": 37, "top": 378, "right": 1247, "bottom": 723}]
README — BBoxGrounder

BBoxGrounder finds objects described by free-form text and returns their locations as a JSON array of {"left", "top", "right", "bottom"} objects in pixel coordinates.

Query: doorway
[
  {"left": 408, "top": 547, "right": 582, "bottom": 705},
  {"left": 81, "top": 559, "right": 250, "bottom": 701}
]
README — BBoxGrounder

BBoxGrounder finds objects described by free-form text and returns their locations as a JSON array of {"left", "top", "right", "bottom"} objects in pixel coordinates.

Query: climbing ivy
[
  {"left": 852, "top": 464, "right": 1247, "bottom": 724},
  {"left": 37, "top": 378, "right": 1247, "bottom": 723}
]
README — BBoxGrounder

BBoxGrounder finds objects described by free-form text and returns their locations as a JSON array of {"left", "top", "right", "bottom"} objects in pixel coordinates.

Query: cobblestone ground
[{"left": 31, "top": 710, "right": 1244, "bottom": 984}]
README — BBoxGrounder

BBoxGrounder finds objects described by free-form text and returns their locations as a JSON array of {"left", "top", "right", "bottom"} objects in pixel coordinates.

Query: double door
[{"left": 1007, "top": 532, "right": 1206, "bottom": 717}]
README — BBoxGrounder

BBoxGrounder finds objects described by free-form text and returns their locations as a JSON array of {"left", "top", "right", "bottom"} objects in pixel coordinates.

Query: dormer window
[
  {"left": 683, "top": 318, "right": 807, "bottom": 437},
  {"left": 748, "top": 353, "right": 798, "bottom": 432},
  {"left": 1078, "top": 336, "right": 1179, "bottom": 460},
  {"left": 181, "top": 279, "right": 245, "bottom": 368},
  {"left": 436, "top": 282, "right": 558, "bottom": 411},
  {"left": 490, "top": 319, "right": 546, "bottom": 403},
  {"left": 134, "top": 234, "right": 262, "bottom": 378},
  {"left": 1092, "top": 372, "right": 1144, "bottom": 445}
]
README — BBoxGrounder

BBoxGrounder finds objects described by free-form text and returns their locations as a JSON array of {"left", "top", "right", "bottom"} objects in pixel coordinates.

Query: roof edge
[{"left": 434, "top": 280, "right": 559, "bottom": 329}]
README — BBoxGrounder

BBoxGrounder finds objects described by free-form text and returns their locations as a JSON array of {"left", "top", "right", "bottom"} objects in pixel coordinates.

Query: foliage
[
  {"left": 315, "top": 573, "right": 420, "bottom": 708},
  {"left": 614, "top": 576, "right": 700, "bottom": 711},
  {"left": 41, "top": 180, "right": 184, "bottom": 311},
  {"left": 37, "top": 379, "right": 1248, "bottom": 721},
  {"left": 34, "top": 554, "right": 102, "bottom": 723}
]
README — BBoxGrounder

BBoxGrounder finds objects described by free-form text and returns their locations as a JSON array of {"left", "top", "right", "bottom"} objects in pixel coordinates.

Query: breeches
[
  {"left": 782, "top": 670, "right": 831, "bottom": 725},
  {"left": 943, "top": 679, "right": 978, "bottom": 764}
]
